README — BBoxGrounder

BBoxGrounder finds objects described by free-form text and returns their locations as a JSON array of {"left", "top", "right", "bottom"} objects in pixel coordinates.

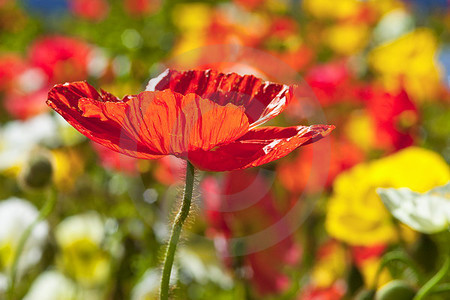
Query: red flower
[
  {"left": 205, "top": 10, "right": 268, "bottom": 47},
  {"left": 153, "top": 156, "right": 185, "bottom": 186},
  {"left": 305, "top": 60, "right": 360, "bottom": 106},
  {"left": 47, "top": 69, "right": 333, "bottom": 171},
  {"left": 271, "top": 47, "right": 315, "bottom": 72},
  {"left": 0, "top": 54, "right": 27, "bottom": 92},
  {"left": 4, "top": 88, "right": 49, "bottom": 120},
  {"left": 30, "top": 36, "right": 92, "bottom": 83},
  {"left": 278, "top": 136, "right": 364, "bottom": 194},
  {"left": 1, "top": 63, "right": 51, "bottom": 120},
  {"left": 351, "top": 244, "right": 387, "bottom": 267},
  {"left": 233, "top": 0, "right": 265, "bottom": 10},
  {"left": 202, "top": 170, "right": 301, "bottom": 296},
  {"left": 69, "top": 0, "right": 109, "bottom": 21},
  {"left": 361, "top": 86, "right": 418, "bottom": 152},
  {"left": 299, "top": 281, "right": 346, "bottom": 300},
  {"left": 91, "top": 142, "right": 138, "bottom": 175},
  {"left": 124, "top": 0, "right": 160, "bottom": 16}
]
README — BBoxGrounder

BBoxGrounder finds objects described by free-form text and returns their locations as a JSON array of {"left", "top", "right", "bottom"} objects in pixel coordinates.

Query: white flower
[
  {"left": 0, "top": 198, "right": 48, "bottom": 279},
  {"left": 55, "top": 212, "right": 111, "bottom": 287},
  {"left": 377, "top": 182, "right": 450, "bottom": 234},
  {"left": 0, "top": 274, "right": 7, "bottom": 294},
  {"left": 178, "top": 248, "right": 233, "bottom": 289},
  {"left": 0, "top": 114, "right": 57, "bottom": 171},
  {"left": 55, "top": 212, "right": 105, "bottom": 247},
  {"left": 23, "top": 270, "right": 77, "bottom": 300},
  {"left": 0, "top": 113, "right": 85, "bottom": 173},
  {"left": 131, "top": 269, "right": 161, "bottom": 300},
  {"left": 17, "top": 68, "right": 47, "bottom": 93},
  {"left": 23, "top": 270, "right": 101, "bottom": 300},
  {"left": 373, "top": 9, "right": 414, "bottom": 44}
]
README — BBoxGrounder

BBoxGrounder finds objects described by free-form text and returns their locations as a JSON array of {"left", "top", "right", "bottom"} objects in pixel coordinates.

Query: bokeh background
[{"left": 0, "top": 0, "right": 450, "bottom": 299}]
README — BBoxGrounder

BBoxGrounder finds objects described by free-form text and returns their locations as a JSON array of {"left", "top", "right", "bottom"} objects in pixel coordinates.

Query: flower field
[{"left": 0, "top": 0, "right": 449, "bottom": 299}]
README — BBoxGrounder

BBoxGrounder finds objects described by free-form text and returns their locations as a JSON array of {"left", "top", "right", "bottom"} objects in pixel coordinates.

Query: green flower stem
[
  {"left": 414, "top": 256, "right": 450, "bottom": 300},
  {"left": 7, "top": 188, "right": 57, "bottom": 300},
  {"left": 372, "top": 251, "right": 423, "bottom": 290},
  {"left": 430, "top": 283, "right": 450, "bottom": 294},
  {"left": 160, "top": 161, "right": 195, "bottom": 300}
]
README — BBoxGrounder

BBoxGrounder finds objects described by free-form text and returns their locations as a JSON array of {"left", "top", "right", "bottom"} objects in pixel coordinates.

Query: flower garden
[{"left": 0, "top": 0, "right": 449, "bottom": 299}]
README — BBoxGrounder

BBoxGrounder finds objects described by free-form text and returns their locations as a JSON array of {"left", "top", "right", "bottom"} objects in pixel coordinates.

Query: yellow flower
[
  {"left": 58, "top": 238, "right": 110, "bottom": 287},
  {"left": 171, "top": 3, "right": 211, "bottom": 58},
  {"left": 369, "top": 29, "right": 442, "bottom": 102},
  {"left": 324, "top": 23, "right": 370, "bottom": 55},
  {"left": 367, "top": 0, "right": 405, "bottom": 17},
  {"left": 359, "top": 258, "right": 391, "bottom": 288},
  {"left": 172, "top": 3, "right": 211, "bottom": 32},
  {"left": 0, "top": 242, "right": 13, "bottom": 271},
  {"left": 326, "top": 147, "right": 450, "bottom": 246},
  {"left": 55, "top": 212, "right": 111, "bottom": 287},
  {"left": 302, "top": 0, "right": 362, "bottom": 20},
  {"left": 311, "top": 242, "right": 348, "bottom": 288},
  {"left": 344, "top": 110, "right": 376, "bottom": 152},
  {"left": 51, "top": 148, "right": 84, "bottom": 191}
]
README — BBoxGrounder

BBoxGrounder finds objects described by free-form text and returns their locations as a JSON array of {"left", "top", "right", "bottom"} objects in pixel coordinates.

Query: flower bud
[
  {"left": 20, "top": 150, "right": 53, "bottom": 190},
  {"left": 375, "top": 280, "right": 416, "bottom": 300}
]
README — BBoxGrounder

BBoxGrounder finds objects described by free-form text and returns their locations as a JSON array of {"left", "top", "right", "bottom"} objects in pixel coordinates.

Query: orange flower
[{"left": 47, "top": 69, "right": 334, "bottom": 171}]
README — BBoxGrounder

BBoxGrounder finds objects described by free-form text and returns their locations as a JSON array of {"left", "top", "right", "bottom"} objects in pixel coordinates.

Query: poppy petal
[
  {"left": 77, "top": 90, "right": 250, "bottom": 157},
  {"left": 146, "top": 69, "right": 293, "bottom": 129},
  {"left": 47, "top": 81, "right": 161, "bottom": 159},
  {"left": 188, "top": 125, "right": 335, "bottom": 171}
]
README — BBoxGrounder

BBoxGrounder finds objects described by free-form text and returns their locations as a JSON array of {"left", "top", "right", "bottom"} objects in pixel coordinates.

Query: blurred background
[{"left": 0, "top": 0, "right": 450, "bottom": 299}]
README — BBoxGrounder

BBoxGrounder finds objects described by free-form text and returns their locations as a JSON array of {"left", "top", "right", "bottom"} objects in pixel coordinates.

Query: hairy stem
[{"left": 160, "top": 161, "right": 195, "bottom": 300}]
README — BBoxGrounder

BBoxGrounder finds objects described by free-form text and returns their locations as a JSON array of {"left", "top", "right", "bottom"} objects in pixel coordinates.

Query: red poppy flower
[
  {"left": 47, "top": 69, "right": 334, "bottom": 171},
  {"left": 5, "top": 87, "right": 49, "bottom": 120},
  {"left": 278, "top": 136, "right": 364, "bottom": 195},
  {"left": 298, "top": 281, "right": 346, "bottom": 300},
  {"left": 0, "top": 54, "right": 27, "bottom": 92},
  {"left": 305, "top": 60, "right": 360, "bottom": 107},
  {"left": 124, "top": 0, "right": 160, "bottom": 16},
  {"left": 153, "top": 156, "right": 185, "bottom": 186},
  {"left": 351, "top": 244, "right": 387, "bottom": 267},
  {"left": 202, "top": 170, "right": 301, "bottom": 296},
  {"left": 30, "top": 36, "right": 92, "bottom": 83},
  {"left": 91, "top": 142, "right": 138, "bottom": 175},
  {"left": 233, "top": 0, "right": 265, "bottom": 10},
  {"left": 361, "top": 86, "right": 418, "bottom": 152},
  {"left": 69, "top": 0, "right": 109, "bottom": 21}
]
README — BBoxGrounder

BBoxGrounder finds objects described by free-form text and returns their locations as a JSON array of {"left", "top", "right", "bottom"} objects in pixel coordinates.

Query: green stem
[
  {"left": 160, "top": 161, "right": 195, "bottom": 300},
  {"left": 7, "top": 188, "right": 57, "bottom": 300},
  {"left": 371, "top": 251, "right": 423, "bottom": 290},
  {"left": 414, "top": 257, "right": 450, "bottom": 300},
  {"left": 430, "top": 283, "right": 450, "bottom": 294}
]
